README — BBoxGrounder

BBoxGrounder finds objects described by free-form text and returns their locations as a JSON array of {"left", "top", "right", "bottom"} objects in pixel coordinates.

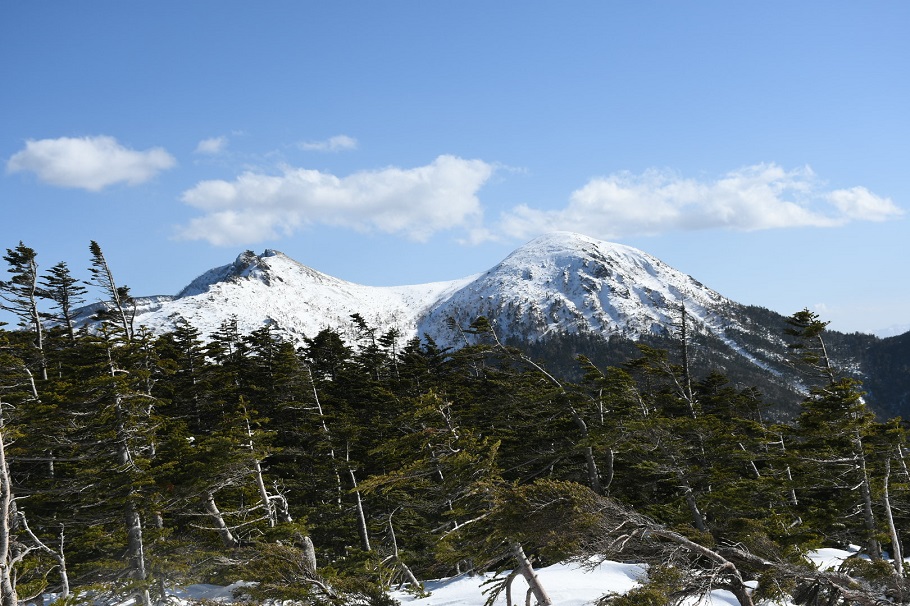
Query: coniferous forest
[{"left": 2, "top": 242, "right": 910, "bottom": 606}]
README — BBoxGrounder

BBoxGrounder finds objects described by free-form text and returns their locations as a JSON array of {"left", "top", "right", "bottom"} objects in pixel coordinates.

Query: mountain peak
[
  {"left": 504, "top": 232, "right": 653, "bottom": 269},
  {"left": 232, "top": 248, "right": 289, "bottom": 273},
  {"left": 177, "top": 249, "right": 334, "bottom": 298},
  {"left": 418, "top": 232, "right": 726, "bottom": 346},
  {"left": 522, "top": 230, "right": 609, "bottom": 248}
]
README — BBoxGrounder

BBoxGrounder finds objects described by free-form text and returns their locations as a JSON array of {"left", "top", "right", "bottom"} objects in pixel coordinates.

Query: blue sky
[{"left": 2, "top": 2, "right": 908, "bottom": 335}]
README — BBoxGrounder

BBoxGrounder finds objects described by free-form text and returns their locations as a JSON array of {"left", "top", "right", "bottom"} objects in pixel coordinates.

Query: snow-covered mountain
[
  {"left": 102, "top": 248, "right": 474, "bottom": 344},
  {"left": 419, "top": 232, "right": 731, "bottom": 345},
  {"left": 101, "top": 232, "right": 751, "bottom": 350}
]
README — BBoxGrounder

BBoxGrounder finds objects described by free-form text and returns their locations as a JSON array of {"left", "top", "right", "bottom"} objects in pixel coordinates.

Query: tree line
[{"left": 1, "top": 241, "right": 909, "bottom": 606}]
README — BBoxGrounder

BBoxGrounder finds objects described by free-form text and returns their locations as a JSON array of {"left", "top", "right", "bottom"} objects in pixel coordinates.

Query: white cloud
[
  {"left": 195, "top": 136, "right": 228, "bottom": 155},
  {"left": 6, "top": 135, "right": 176, "bottom": 191},
  {"left": 176, "top": 155, "right": 494, "bottom": 245},
  {"left": 298, "top": 135, "right": 359, "bottom": 152},
  {"left": 492, "top": 163, "right": 902, "bottom": 241},
  {"left": 826, "top": 186, "right": 902, "bottom": 222}
]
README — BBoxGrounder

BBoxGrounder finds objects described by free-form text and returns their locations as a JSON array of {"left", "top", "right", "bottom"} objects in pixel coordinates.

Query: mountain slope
[
  {"left": 421, "top": 232, "right": 736, "bottom": 345},
  {"left": 113, "top": 249, "right": 472, "bottom": 342}
]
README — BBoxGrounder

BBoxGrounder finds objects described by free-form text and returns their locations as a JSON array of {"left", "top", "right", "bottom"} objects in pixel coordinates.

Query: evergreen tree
[
  {"left": 87, "top": 241, "right": 134, "bottom": 341},
  {"left": 362, "top": 389, "right": 503, "bottom": 578},
  {"left": 1, "top": 327, "right": 78, "bottom": 600},
  {"left": 57, "top": 324, "right": 166, "bottom": 605},
  {"left": 38, "top": 261, "right": 86, "bottom": 345},
  {"left": 787, "top": 309, "right": 884, "bottom": 561},
  {"left": 579, "top": 345, "right": 799, "bottom": 558},
  {"left": 0, "top": 242, "right": 47, "bottom": 380},
  {"left": 395, "top": 336, "right": 451, "bottom": 398},
  {"left": 153, "top": 320, "right": 212, "bottom": 434}
]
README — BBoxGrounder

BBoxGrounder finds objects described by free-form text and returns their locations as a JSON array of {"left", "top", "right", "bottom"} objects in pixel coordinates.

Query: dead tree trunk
[
  {"left": 240, "top": 404, "right": 277, "bottom": 527},
  {"left": 115, "top": 412, "right": 150, "bottom": 606},
  {"left": 512, "top": 542, "right": 552, "bottom": 606},
  {"left": 305, "top": 365, "right": 344, "bottom": 505},
  {"left": 349, "top": 465, "right": 371, "bottom": 552},
  {"left": 124, "top": 501, "right": 150, "bottom": 606},
  {"left": 676, "top": 302, "right": 697, "bottom": 418},
  {"left": 883, "top": 459, "right": 903, "bottom": 576},
  {"left": 0, "top": 414, "right": 18, "bottom": 606},
  {"left": 683, "top": 485, "right": 708, "bottom": 533},
  {"left": 647, "top": 528, "right": 755, "bottom": 606},
  {"left": 15, "top": 513, "right": 70, "bottom": 600},
  {"left": 853, "top": 431, "right": 882, "bottom": 561},
  {"left": 381, "top": 513, "right": 422, "bottom": 591},
  {"left": 202, "top": 491, "right": 239, "bottom": 549}
]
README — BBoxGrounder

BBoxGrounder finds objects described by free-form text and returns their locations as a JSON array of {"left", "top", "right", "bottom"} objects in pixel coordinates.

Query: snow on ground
[
  {"left": 170, "top": 582, "right": 254, "bottom": 602},
  {"left": 807, "top": 546, "right": 857, "bottom": 570},
  {"left": 150, "top": 549, "right": 859, "bottom": 605},
  {"left": 390, "top": 548, "right": 859, "bottom": 606},
  {"left": 390, "top": 559, "right": 768, "bottom": 606},
  {"left": 391, "top": 560, "right": 644, "bottom": 606}
]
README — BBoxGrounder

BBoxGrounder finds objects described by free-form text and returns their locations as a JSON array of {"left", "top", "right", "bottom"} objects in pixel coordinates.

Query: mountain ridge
[
  {"left": 110, "top": 245, "right": 475, "bottom": 344},
  {"left": 112, "top": 232, "right": 748, "bottom": 349}
]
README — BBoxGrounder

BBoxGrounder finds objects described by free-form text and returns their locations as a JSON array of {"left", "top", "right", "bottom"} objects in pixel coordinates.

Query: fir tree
[
  {"left": 0, "top": 242, "right": 47, "bottom": 380},
  {"left": 87, "top": 241, "right": 134, "bottom": 341},
  {"left": 37, "top": 261, "right": 86, "bottom": 345},
  {"left": 787, "top": 309, "right": 884, "bottom": 561},
  {"left": 58, "top": 324, "right": 166, "bottom": 605}
]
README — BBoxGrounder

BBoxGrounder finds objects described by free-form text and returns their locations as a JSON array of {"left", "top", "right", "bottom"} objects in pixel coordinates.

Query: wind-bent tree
[
  {"left": 88, "top": 241, "right": 134, "bottom": 341},
  {"left": 579, "top": 486, "right": 906, "bottom": 606},
  {"left": 55, "top": 324, "right": 166, "bottom": 606},
  {"left": 0, "top": 242, "right": 47, "bottom": 380}
]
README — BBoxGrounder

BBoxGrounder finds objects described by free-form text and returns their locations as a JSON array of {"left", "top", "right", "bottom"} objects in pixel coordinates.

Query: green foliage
[
  {"left": 1, "top": 288, "right": 908, "bottom": 606},
  {"left": 37, "top": 261, "right": 86, "bottom": 343},
  {"left": 490, "top": 480, "right": 603, "bottom": 563},
  {"left": 228, "top": 543, "right": 327, "bottom": 603},
  {"left": 839, "top": 555, "right": 896, "bottom": 581},
  {"left": 596, "top": 566, "right": 683, "bottom": 606},
  {"left": 751, "top": 569, "right": 799, "bottom": 604}
]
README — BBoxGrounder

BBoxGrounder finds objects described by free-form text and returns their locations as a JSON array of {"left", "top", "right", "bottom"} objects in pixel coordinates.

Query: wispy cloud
[
  {"left": 298, "top": 134, "right": 358, "bottom": 152},
  {"left": 195, "top": 136, "right": 228, "bottom": 155},
  {"left": 176, "top": 155, "right": 494, "bottom": 245},
  {"left": 6, "top": 135, "right": 175, "bottom": 191},
  {"left": 487, "top": 164, "right": 902, "bottom": 241}
]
